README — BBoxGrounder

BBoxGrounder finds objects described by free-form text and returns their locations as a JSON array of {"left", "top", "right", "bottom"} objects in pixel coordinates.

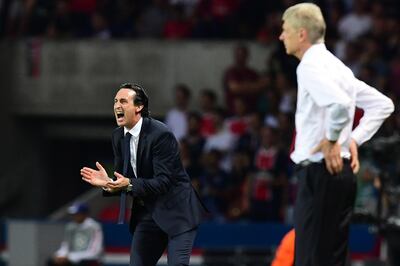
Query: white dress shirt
[
  {"left": 291, "top": 43, "right": 394, "bottom": 164},
  {"left": 124, "top": 117, "right": 143, "bottom": 177}
]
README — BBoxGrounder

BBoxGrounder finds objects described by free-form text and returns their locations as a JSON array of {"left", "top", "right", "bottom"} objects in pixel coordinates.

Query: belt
[
  {"left": 297, "top": 158, "right": 350, "bottom": 168},
  {"left": 295, "top": 159, "right": 322, "bottom": 172},
  {"left": 298, "top": 159, "right": 313, "bottom": 167}
]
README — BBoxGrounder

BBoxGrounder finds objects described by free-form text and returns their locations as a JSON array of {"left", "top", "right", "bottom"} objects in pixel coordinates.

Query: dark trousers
[
  {"left": 294, "top": 160, "right": 356, "bottom": 266},
  {"left": 129, "top": 206, "right": 197, "bottom": 266}
]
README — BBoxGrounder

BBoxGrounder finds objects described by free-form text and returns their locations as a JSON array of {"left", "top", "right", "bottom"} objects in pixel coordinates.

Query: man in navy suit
[{"left": 81, "top": 83, "right": 207, "bottom": 266}]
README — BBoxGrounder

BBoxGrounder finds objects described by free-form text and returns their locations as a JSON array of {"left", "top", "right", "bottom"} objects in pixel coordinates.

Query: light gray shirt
[
  {"left": 291, "top": 43, "right": 394, "bottom": 164},
  {"left": 55, "top": 217, "right": 103, "bottom": 263}
]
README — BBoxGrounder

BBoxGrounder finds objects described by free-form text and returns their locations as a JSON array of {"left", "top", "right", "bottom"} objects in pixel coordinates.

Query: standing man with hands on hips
[
  {"left": 279, "top": 3, "right": 394, "bottom": 266},
  {"left": 81, "top": 83, "right": 207, "bottom": 266}
]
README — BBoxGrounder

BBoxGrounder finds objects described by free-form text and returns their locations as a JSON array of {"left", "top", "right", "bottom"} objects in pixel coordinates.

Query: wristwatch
[{"left": 126, "top": 179, "right": 133, "bottom": 192}]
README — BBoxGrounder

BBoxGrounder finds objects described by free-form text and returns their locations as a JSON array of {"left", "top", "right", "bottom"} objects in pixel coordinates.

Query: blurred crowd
[
  {"left": 164, "top": 49, "right": 296, "bottom": 222},
  {"left": 2, "top": 0, "right": 400, "bottom": 223},
  {"left": 0, "top": 0, "right": 398, "bottom": 42}
]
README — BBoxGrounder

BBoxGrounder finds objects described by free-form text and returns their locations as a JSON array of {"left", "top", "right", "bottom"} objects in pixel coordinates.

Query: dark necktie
[{"left": 118, "top": 132, "right": 132, "bottom": 224}]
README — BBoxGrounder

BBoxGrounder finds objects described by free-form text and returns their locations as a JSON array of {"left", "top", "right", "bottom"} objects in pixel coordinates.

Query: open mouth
[{"left": 115, "top": 111, "right": 125, "bottom": 120}]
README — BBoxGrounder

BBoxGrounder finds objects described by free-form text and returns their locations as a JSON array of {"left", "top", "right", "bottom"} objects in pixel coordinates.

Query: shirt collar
[
  {"left": 302, "top": 42, "right": 326, "bottom": 61},
  {"left": 124, "top": 117, "right": 143, "bottom": 138}
]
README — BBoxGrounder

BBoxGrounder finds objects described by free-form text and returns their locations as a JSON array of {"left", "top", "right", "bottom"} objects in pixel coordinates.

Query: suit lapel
[
  {"left": 118, "top": 128, "right": 125, "bottom": 158},
  {"left": 113, "top": 127, "right": 124, "bottom": 174},
  {"left": 136, "top": 117, "right": 149, "bottom": 177}
]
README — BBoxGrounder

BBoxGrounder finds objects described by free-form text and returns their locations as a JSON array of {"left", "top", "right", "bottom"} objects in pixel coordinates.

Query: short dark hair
[
  {"left": 176, "top": 84, "right": 191, "bottom": 99},
  {"left": 119, "top": 83, "right": 150, "bottom": 117},
  {"left": 201, "top": 88, "right": 217, "bottom": 103}
]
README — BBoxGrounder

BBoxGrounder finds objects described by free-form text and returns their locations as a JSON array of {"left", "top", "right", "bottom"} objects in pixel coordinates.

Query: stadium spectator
[
  {"left": 198, "top": 149, "right": 230, "bottom": 221},
  {"left": 192, "top": 0, "right": 240, "bottom": 38},
  {"left": 224, "top": 149, "right": 252, "bottom": 220},
  {"left": 222, "top": 44, "right": 260, "bottom": 114},
  {"left": 164, "top": 83, "right": 192, "bottom": 141},
  {"left": 203, "top": 107, "right": 236, "bottom": 171},
  {"left": 198, "top": 88, "right": 218, "bottom": 137},
  {"left": 235, "top": 112, "right": 263, "bottom": 161},
  {"left": 69, "top": 0, "right": 97, "bottom": 37},
  {"left": 256, "top": 11, "right": 282, "bottom": 45},
  {"left": 248, "top": 126, "right": 289, "bottom": 221},
  {"left": 48, "top": 202, "right": 104, "bottom": 266},
  {"left": 90, "top": 11, "right": 111, "bottom": 39},
  {"left": 354, "top": 161, "right": 380, "bottom": 216},
  {"left": 135, "top": 0, "right": 169, "bottom": 38},
  {"left": 163, "top": 4, "right": 192, "bottom": 39},
  {"left": 338, "top": 0, "right": 372, "bottom": 41},
  {"left": 180, "top": 111, "right": 206, "bottom": 181},
  {"left": 46, "top": 0, "right": 72, "bottom": 38},
  {"left": 225, "top": 97, "right": 251, "bottom": 137}
]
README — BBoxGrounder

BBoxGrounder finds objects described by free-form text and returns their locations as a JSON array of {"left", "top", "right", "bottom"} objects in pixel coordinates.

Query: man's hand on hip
[
  {"left": 349, "top": 138, "right": 360, "bottom": 174},
  {"left": 312, "top": 138, "right": 343, "bottom": 175}
]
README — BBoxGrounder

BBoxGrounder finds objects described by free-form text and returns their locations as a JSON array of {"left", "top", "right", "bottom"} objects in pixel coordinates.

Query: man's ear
[
  {"left": 299, "top": 28, "right": 307, "bottom": 42},
  {"left": 136, "top": 105, "right": 144, "bottom": 112}
]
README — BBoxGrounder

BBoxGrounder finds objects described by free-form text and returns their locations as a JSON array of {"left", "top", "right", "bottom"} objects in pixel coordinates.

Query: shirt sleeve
[
  {"left": 54, "top": 241, "right": 69, "bottom": 257},
  {"left": 298, "top": 63, "right": 352, "bottom": 141},
  {"left": 54, "top": 226, "right": 71, "bottom": 257},
  {"left": 351, "top": 78, "right": 394, "bottom": 146}
]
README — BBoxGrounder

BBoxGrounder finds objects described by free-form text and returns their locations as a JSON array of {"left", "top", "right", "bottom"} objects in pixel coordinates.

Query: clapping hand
[
  {"left": 81, "top": 162, "right": 130, "bottom": 192},
  {"left": 81, "top": 162, "right": 111, "bottom": 187},
  {"left": 106, "top": 172, "right": 130, "bottom": 191}
]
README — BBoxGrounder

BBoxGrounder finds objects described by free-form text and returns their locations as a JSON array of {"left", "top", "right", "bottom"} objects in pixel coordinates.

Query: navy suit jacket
[{"left": 109, "top": 117, "right": 207, "bottom": 236}]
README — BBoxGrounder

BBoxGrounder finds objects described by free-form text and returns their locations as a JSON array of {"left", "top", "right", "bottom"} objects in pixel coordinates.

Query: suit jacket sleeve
[{"left": 130, "top": 131, "right": 177, "bottom": 197}]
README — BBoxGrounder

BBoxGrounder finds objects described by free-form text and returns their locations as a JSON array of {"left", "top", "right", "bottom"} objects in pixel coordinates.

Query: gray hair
[{"left": 282, "top": 3, "right": 326, "bottom": 44}]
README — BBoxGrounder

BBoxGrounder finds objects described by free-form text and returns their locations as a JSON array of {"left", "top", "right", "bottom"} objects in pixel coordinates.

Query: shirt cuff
[
  {"left": 326, "top": 129, "right": 340, "bottom": 142},
  {"left": 351, "top": 131, "right": 362, "bottom": 146}
]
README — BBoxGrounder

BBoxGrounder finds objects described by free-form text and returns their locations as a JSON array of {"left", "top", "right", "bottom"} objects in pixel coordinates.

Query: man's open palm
[{"left": 81, "top": 162, "right": 110, "bottom": 187}]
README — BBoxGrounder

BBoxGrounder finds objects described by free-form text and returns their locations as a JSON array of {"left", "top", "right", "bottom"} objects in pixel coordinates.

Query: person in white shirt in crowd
[
  {"left": 279, "top": 3, "right": 394, "bottom": 266},
  {"left": 164, "top": 84, "right": 191, "bottom": 141},
  {"left": 337, "top": 0, "right": 372, "bottom": 42},
  {"left": 203, "top": 107, "right": 237, "bottom": 172},
  {"left": 48, "top": 202, "right": 104, "bottom": 266}
]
